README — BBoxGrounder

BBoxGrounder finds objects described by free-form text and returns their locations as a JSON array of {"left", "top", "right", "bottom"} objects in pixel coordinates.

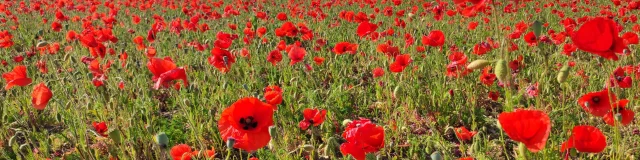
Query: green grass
[{"left": 1, "top": 0, "right": 639, "bottom": 159}]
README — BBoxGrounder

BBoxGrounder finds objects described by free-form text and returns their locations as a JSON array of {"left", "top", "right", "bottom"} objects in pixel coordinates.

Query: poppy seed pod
[
  {"left": 342, "top": 119, "right": 352, "bottom": 126},
  {"left": 155, "top": 132, "right": 169, "bottom": 148},
  {"left": 430, "top": 151, "right": 443, "bottom": 160},
  {"left": 557, "top": 65, "right": 570, "bottom": 83},
  {"left": 467, "top": 59, "right": 491, "bottom": 70},
  {"left": 226, "top": 138, "right": 236, "bottom": 149},
  {"left": 494, "top": 59, "right": 508, "bottom": 83},
  {"left": 302, "top": 144, "right": 315, "bottom": 152}
]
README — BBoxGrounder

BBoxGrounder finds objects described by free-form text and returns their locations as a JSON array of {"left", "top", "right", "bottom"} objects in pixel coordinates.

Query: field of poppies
[{"left": 1, "top": 0, "right": 640, "bottom": 159}]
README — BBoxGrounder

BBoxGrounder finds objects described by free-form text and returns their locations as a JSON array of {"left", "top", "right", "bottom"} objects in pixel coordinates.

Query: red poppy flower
[
  {"left": 571, "top": 17, "right": 627, "bottom": 60},
  {"left": 276, "top": 13, "right": 288, "bottom": 21},
  {"left": 298, "top": 108, "right": 327, "bottom": 130},
  {"left": 36, "top": 60, "right": 48, "bottom": 74},
  {"left": 621, "top": 32, "right": 638, "bottom": 45},
  {"left": 66, "top": 30, "right": 78, "bottom": 42},
  {"left": 218, "top": 97, "right": 274, "bottom": 152},
  {"left": 454, "top": 126, "right": 477, "bottom": 142},
  {"left": 525, "top": 82, "right": 539, "bottom": 98},
  {"left": 333, "top": 42, "right": 358, "bottom": 55},
  {"left": 133, "top": 36, "right": 146, "bottom": 50},
  {"left": 55, "top": 10, "right": 68, "bottom": 21},
  {"left": 523, "top": 31, "right": 538, "bottom": 46},
  {"left": 340, "top": 118, "right": 385, "bottom": 160},
  {"left": 560, "top": 125, "right": 607, "bottom": 153},
  {"left": 3, "top": 65, "right": 32, "bottom": 90},
  {"left": 376, "top": 43, "right": 400, "bottom": 57},
  {"left": 468, "top": 21, "right": 479, "bottom": 30},
  {"left": 498, "top": 109, "right": 551, "bottom": 152},
  {"left": 422, "top": 30, "right": 445, "bottom": 47},
  {"left": 0, "top": 31, "right": 12, "bottom": 48},
  {"left": 208, "top": 47, "right": 236, "bottom": 73},
  {"left": 446, "top": 51, "right": 471, "bottom": 78},
  {"left": 92, "top": 122, "right": 108, "bottom": 137},
  {"left": 372, "top": 67, "right": 385, "bottom": 78},
  {"left": 51, "top": 21, "right": 62, "bottom": 32},
  {"left": 609, "top": 67, "right": 633, "bottom": 88},
  {"left": 275, "top": 22, "right": 298, "bottom": 37},
  {"left": 170, "top": 144, "right": 197, "bottom": 160},
  {"left": 357, "top": 21, "right": 378, "bottom": 38},
  {"left": 577, "top": 88, "right": 616, "bottom": 117},
  {"left": 479, "top": 66, "right": 496, "bottom": 86},
  {"left": 473, "top": 42, "right": 492, "bottom": 55},
  {"left": 389, "top": 54, "right": 412, "bottom": 73},
  {"left": 488, "top": 91, "right": 499, "bottom": 101},
  {"left": 204, "top": 147, "right": 215, "bottom": 158},
  {"left": 132, "top": 15, "right": 141, "bottom": 24},
  {"left": 214, "top": 31, "right": 235, "bottom": 49},
  {"left": 562, "top": 43, "right": 577, "bottom": 56},
  {"left": 313, "top": 57, "right": 325, "bottom": 65},
  {"left": 32, "top": 83, "right": 52, "bottom": 110},
  {"left": 147, "top": 57, "right": 189, "bottom": 90},
  {"left": 602, "top": 99, "right": 635, "bottom": 126},
  {"left": 287, "top": 46, "right": 306, "bottom": 66},
  {"left": 267, "top": 50, "right": 282, "bottom": 65},
  {"left": 264, "top": 85, "right": 283, "bottom": 107}
]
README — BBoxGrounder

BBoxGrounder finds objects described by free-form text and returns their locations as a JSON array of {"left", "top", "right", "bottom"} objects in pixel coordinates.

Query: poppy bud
[
  {"left": 430, "top": 151, "right": 443, "bottom": 160},
  {"left": 269, "top": 126, "right": 277, "bottom": 140},
  {"left": 467, "top": 59, "right": 491, "bottom": 70},
  {"left": 393, "top": 85, "right": 401, "bottom": 98},
  {"left": 8, "top": 132, "right": 19, "bottom": 147},
  {"left": 342, "top": 119, "right": 353, "bottom": 126},
  {"left": 494, "top": 59, "right": 509, "bottom": 83},
  {"left": 36, "top": 41, "right": 50, "bottom": 48},
  {"left": 226, "top": 138, "right": 236, "bottom": 149},
  {"left": 557, "top": 65, "right": 570, "bottom": 83},
  {"left": 570, "top": 148, "right": 577, "bottom": 157},
  {"left": 302, "top": 145, "right": 315, "bottom": 152},
  {"left": 155, "top": 132, "right": 169, "bottom": 148},
  {"left": 109, "top": 129, "right": 122, "bottom": 145},
  {"left": 19, "top": 144, "right": 30, "bottom": 152}
]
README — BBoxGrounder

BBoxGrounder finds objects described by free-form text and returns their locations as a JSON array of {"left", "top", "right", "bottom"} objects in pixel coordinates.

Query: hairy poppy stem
[
  {"left": 225, "top": 149, "right": 231, "bottom": 160},
  {"left": 518, "top": 142, "right": 527, "bottom": 160}
]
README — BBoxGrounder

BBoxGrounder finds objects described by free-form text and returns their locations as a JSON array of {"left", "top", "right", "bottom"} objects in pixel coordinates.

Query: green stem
[
  {"left": 225, "top": 149, "right": 231, "bottom": 160},
  {"left": 518, "top": 142, "right": 527, "bottom": 160}
]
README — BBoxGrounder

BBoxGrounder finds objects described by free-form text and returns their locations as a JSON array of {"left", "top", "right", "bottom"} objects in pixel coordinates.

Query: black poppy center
[
  {"left": 592, "top": 97, "right": 601, "bottom": 103},
  {"left": 222, "top": 56, "right": 229, "bottom": 65},
  {"left": 239, "top": 116, "right": 259, "bottom": 130},
  {"left": 612, "top": 107, "right": 622, "bottom": 113},
  {"left": 615, "top": 75, "right": 624, "bottom": 81}
]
